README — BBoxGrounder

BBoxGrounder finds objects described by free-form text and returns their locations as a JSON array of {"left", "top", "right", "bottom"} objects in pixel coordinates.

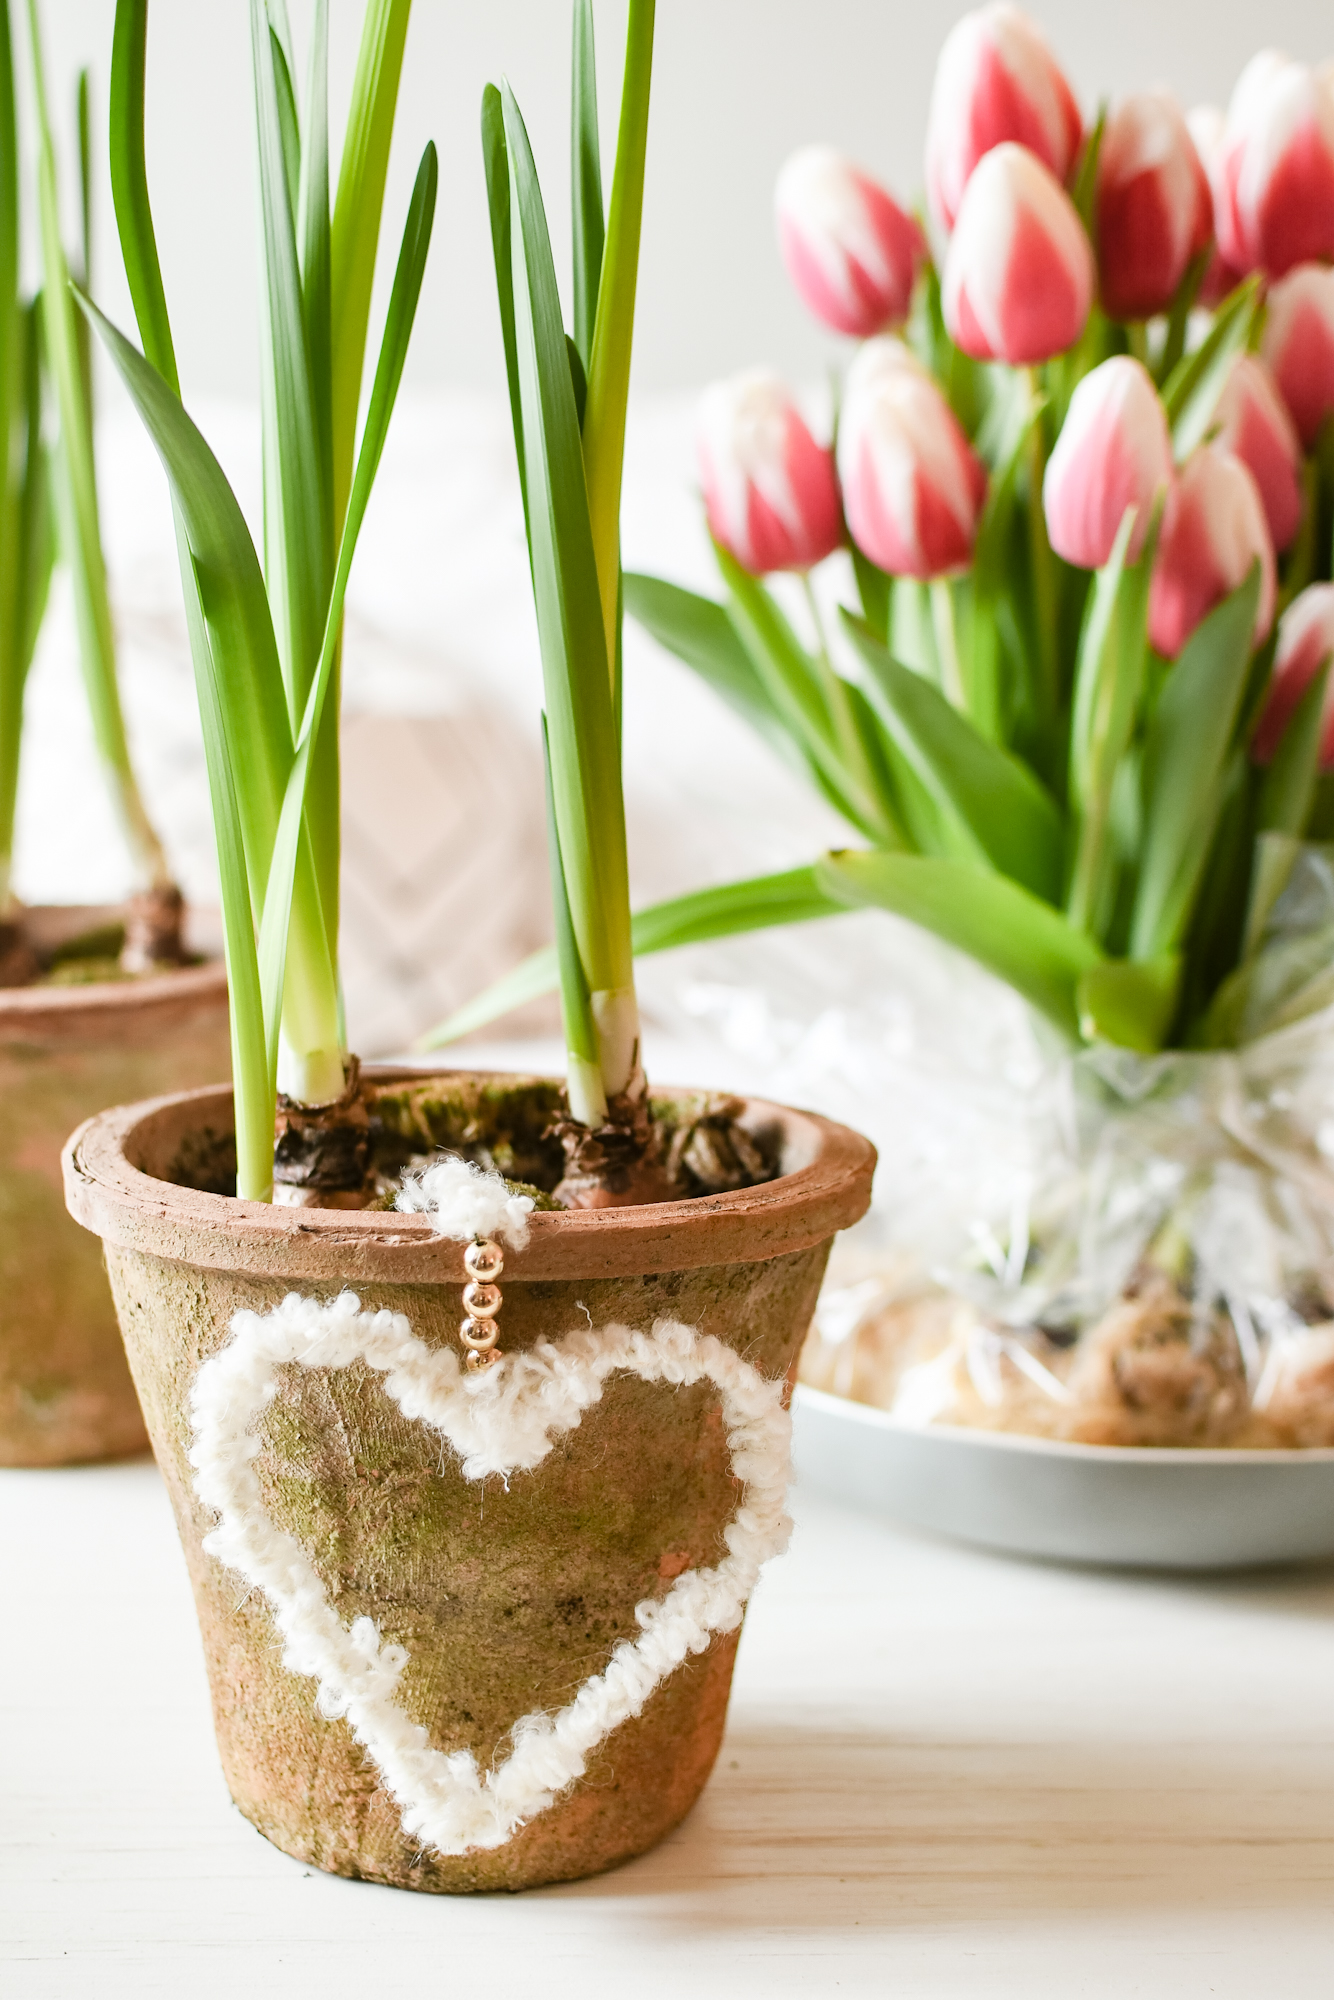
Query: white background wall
[{"left": 28, "top": 0, "right": 1334, "bottom": 409}]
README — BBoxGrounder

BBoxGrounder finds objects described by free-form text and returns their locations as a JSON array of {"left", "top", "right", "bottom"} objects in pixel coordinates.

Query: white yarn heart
[{"left": 188, "top": 1288, "right": 793, "bottom": 1858}]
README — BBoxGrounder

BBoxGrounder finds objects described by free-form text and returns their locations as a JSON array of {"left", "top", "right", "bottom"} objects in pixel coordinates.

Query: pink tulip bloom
[
  {"left": 696, "top": 372, "right": 842, "bottom": 576},
  {"left": 837, "top": 338, "right": 988, "bottom": 579},
  {"left": 942, "top": 143, "right": 1094, "bottom": 364},
  {"left": 1214, "top": 354, "right": 1303, "bottom": 553},
  {"left": 1042, "top": 357, "right": 1173, "bottom": 570},
  {"left": 1214, "top": 51, "right": 1334, "bottom": 277},
  {"left": 1262, "top": 262, "right": 1334, "bottom": 447},
  {"left": 1186, "top": 105, "right": 1247, "bottom": 305},
  {"left": 1096, "top": 92, "right": 1213, "bottom": 321},
  {"left": 775, "top": 146, "right": 926, "bottom": 338},
  {"left": 1253, "top": 584, "right": 1334, "bottom": 766},
  {"left": 1148, "top": 445, "right": 1275, "bottom": 659},
  {"left": 926, "top": 3, "right": 1082, "bottom": 232}
]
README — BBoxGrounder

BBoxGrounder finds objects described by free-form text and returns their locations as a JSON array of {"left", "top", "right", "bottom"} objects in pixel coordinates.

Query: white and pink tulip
[
  {"left": 1042, "top": 357, "right": 1173, "bottom": 571},
  {"left": 836, "top": 338, "right": 988, "bottom": 580},
  {"left": 775, "top": 146, "right": 925, "bottom": 338},
  {"left": 1262, "top": 262, "right": 1334, "bottom": 448},
  {"left": 942, "top": 142, "right": 1094, "bottom": 364},
  {"left": 1214, "top": 354, "right": 1304, "bottom": 554},
  {"left": 696, "top": 371, "right": 843, "bottom": 576},
  {"left": 1214, "top": 51, "right": 1334, "bottom": 277},
  {"left": 1148, "top": 444, "right": 1275, "bottom": 660},
  {"left": 926, "top": 2, "right": 1082, "bottom": 232},
  {"left": 1253, "top": 584, "right": 1334, "bottom": 766},
  {"left": 1096, "top": 91, "right": 1213, "bottom": 321}
]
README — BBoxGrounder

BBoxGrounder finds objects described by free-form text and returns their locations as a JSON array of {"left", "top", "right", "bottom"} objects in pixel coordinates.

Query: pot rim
[
  {"left": 62, "top": 1066, "right": 876, "bottom": 1282},
  {"left": 0, "top": 901, "right": 227, "bottom": 1044}
]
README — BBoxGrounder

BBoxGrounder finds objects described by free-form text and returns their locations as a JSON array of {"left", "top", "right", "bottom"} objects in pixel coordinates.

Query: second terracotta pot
[
  {"left": 64, "top": 1068, "right": 874, "bottom": 1892},
  {"left": 1, "top": 905, "right": 230, "bottom": 1466}
]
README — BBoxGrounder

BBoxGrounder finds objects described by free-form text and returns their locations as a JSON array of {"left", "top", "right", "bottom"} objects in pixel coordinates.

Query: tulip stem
[
  {"left": 929, "top": 578, "right": 966, "bottom": 710},
  {"left": 1126, "top": 321, "right": 1149, "bottom": 366},
  {"left": 801, "top": 570, "right": 881, "bottom": 824},
  {"left": 1024, "top": 368, "right": 1059, "bottom": 726}
]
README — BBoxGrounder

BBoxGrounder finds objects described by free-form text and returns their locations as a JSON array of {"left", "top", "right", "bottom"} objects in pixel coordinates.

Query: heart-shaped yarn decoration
[{"left": 188, "top": 1289, "right": 793, "bottom": 1858}]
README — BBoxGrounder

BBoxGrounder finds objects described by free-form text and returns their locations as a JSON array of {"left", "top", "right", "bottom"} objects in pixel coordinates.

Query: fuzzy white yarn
[
  {"left": 393, "top": 1153, "right": 534, "bottom": 1248},
  {"left": 187, "top": 1289, "right": 792, "bottom": 1857}
]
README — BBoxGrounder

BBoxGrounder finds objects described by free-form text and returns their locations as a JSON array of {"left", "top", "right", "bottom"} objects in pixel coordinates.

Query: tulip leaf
[
  {"left": 713, "top": 545, "right": 888, "bottom": 839},
  {"left": 623, "top": 569, "right": 807, "bottom": 772},
  {"left": 1076, "top": 954, "right": 1180, "bottom": 1053},
  {"left": 481, "top": 83, "right": 526, "bottom": 537},
  {"left": 851, "top": 545, "right": 891, "bottom": 644},
  {"left": 1161, "top": 273, "right": 1262, "bottom": 462},
  {"left": 1258, "top": 656, "right": 1328, "bottom": 839},
  {"left": 1065, "top": 506, "right": 1157, "bottom": 937},
  {"left": 842, "top": 610, "right": 1066, "bottom": 901},
  {"left": 570, "top": 0, "right": 603, "bottom": 370},
  {"left": 818, "top": 848, "right": 1102, "bottom": 1040},
  {"left": 417, "top": 862, "right": 844, "bottom": 1048},
  {"left": 1129, "top": 565, "right": 1261, "bottom": 959}
]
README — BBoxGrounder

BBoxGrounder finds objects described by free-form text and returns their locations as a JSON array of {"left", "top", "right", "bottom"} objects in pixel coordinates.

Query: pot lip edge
[
  {"left": 62, "top": 1067, "right": 877, "bottom": 1276},
  {"left": 0, "top": 899, "right": 226, "bottom": 1027}
]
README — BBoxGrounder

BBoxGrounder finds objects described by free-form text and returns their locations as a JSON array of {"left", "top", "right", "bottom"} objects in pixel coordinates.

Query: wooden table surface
[{"left": 4, "top": 1457, "right": 1333, "bottom": 1996}]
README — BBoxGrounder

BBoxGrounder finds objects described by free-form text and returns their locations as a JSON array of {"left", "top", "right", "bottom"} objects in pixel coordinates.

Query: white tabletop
[{"left": 4, "top": 1456, "right": 1333, "bottom": 1997}]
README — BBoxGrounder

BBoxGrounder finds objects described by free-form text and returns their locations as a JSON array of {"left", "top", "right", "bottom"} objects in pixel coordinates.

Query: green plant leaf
[
  {"left": 329, "top": 0, "right": 411, "bottom": 536},
  {"left": 714, "top": 544, "right": 887, "bottom": 836},
  {"left": 1065, "top": 505, "right": 1157, "bottom": 936},
  {"left": 1258, "top": 656, "right": 1328, "bottom": 838},
  {"left": 851, "top": 545, "right": 890, "bottom": 644},
  {"left": 570, "top": 0, "right": 603, "bottom": 371},
  {"left": 818, "top": 847, "right": 1102, "bottom": 1039},
  {"left": 298, "top": 0, "right": 333, "bottom": 516},
  {"left": 417, "top": 863, "right": 845, "bottom": 1049},
  {"left": 27, "top": 0, "right": 168, "bottom": 893},
  {"left": 1075, "top": 954, "right": 1180, "bottom": 1052},
  {"left": 542, "top": 711, "right": 602, "bottom": 1120},
  {"left": 623, "top": 569, "right": 798, "bottom": 763},
  {"left": 581, "top": 0, "right": 654, "bottom": 686},
  {"left": 480, "top": 83, "right": 526, "bottom": 537},
  {"left": 252, "top": 0, "right": 330, "bottom": 731},
  {"left": 842, "top": 611, "right": 1066, "bottom": 900},
  {"left": 1161, "top": 274, "right": 1262, "bottom": 462},
  {"left": 267, "top": 15, "right": 301, "bottom": 223},
  {"left": 0, "top": 0, "right": 25, "bottom": 900},
  {"left": 253, "top": 140, "right": 436, "bottom": 1088},
  {"left": 502, "top": 81, "right": 631, "bottom": 1022},
  {"left": 1157, "top": 245, "right": 1209, "bottom": 386},
  {"left": 77, "top": 291, "right": 291, "bottom": 904},
  {"left": 1129, "top": 565, "right": 1261, "bottom": 958},
  {"left": 79, "top": 297, "right": 304, "bottom": 1027},
  {"left": 106, "top": 0, "right": 273, "bottom": 1196},
  {"left": 109, "top": 0, "right": 178, "bottom": 390}
]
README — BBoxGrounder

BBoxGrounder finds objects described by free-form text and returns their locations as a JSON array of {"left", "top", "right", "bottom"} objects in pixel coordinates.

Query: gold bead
[
  {"left": 460, "top": 1316, "right": 500, "bottom": 1351},
  {"left": 464, "top": 1238, "right": 504, "bottom": 1282},
  {"left": 465, "top": 1347, "right": 501, "bottom": 1373},
  {"left": 463, "top": 1280, "right": 502, "bottom": 1317}
]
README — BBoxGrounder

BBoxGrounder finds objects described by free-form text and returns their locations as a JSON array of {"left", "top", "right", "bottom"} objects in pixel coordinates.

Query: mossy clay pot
[
  {"left": 64, "top": 1067, "right": 874, "bottom": 1893},
  {"left": 1, "top": 905, "right": 229, "bottom": 1466}
]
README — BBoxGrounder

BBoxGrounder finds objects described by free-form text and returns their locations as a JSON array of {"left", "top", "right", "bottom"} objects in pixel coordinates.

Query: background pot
[
  {"left": 1, "top": 906, "right": 229, "bottom": 1467},
  {"left": 64, "top": 1068, "right": 874, "bottom": 1893}
]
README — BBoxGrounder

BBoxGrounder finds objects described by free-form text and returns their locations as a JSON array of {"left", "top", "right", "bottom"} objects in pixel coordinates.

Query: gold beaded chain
[{"left": 460, "top": 1237, "right": 505, "bottom": 1371}]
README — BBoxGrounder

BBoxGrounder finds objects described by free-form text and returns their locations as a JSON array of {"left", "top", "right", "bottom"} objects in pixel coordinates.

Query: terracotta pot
[
  {"left": 64, "top": 1068, "right": 874, "bottom": 1893},
  {"left": 1, "top": 906, "right": 229, "bottom": 1467}
]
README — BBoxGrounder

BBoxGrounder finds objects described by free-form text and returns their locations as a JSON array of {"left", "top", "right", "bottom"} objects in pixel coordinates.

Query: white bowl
[{"left": 792, "top": 1384, "right": 1334, "bottom": 1569}]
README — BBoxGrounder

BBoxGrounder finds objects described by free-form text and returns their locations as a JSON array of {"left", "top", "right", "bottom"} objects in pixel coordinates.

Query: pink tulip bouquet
[
  {"left": 630, "top": 10, "right": 1334, "bottom": 1060},
  {"left": 623, "top": 7, "right": 1334, "bottom": 1448}
]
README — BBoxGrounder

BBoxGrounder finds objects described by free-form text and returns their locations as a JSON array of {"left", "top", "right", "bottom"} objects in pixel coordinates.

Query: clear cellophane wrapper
[{"left": 639, "top": 851, "right": 1334, "bottom": 1448}]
